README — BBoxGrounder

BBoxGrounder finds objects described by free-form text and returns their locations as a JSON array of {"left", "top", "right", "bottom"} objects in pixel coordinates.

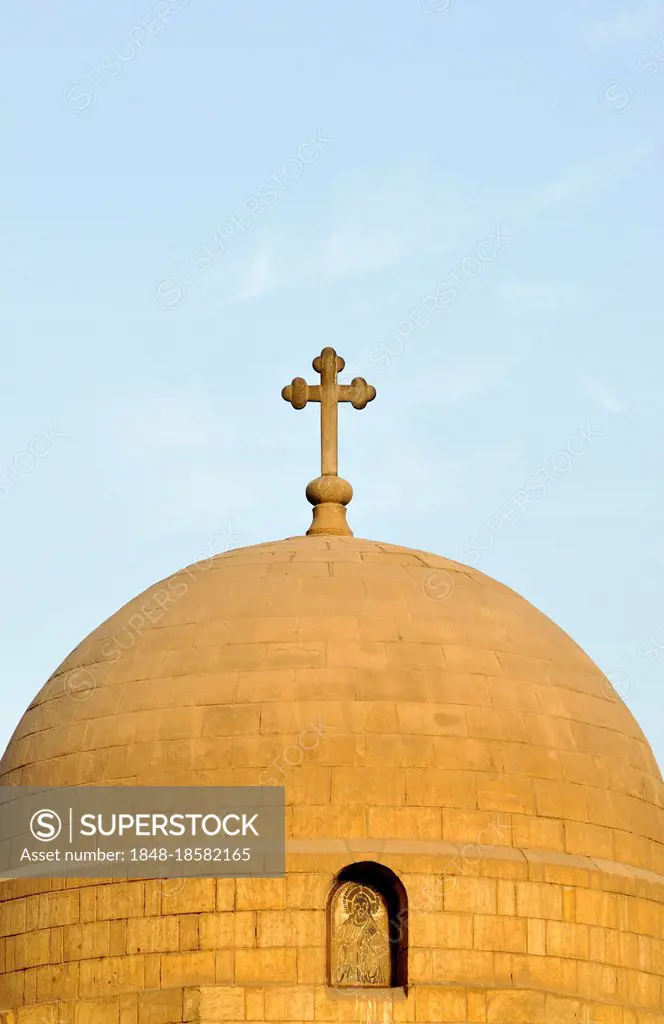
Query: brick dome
[{"left": 1, "top": 534, "right": 663, "bottom": 1023}]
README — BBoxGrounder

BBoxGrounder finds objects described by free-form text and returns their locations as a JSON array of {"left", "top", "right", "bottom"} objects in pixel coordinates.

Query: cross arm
[
  {"left": 337, "top": 377, "right": 376, "bottom": 410},
  {"left": 281, "top": 379, "right": 322, "bottom": 409}
]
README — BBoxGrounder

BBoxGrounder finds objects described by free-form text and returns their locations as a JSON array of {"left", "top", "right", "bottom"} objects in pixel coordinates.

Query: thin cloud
[
  {"left": 585, "top": 377, "right": 626, "bottom": 414},
  {"left": 497, "top": 282, "right": 570, "bottom": 316},
  {"left": 322, "top": 226, "right": 403, "bottom": 279},
  {"left": 232, "top": 245, "right": 277, "bottom": 302},
  {"left": 583, "top": 1, "right": 660, "bottom": 47}
]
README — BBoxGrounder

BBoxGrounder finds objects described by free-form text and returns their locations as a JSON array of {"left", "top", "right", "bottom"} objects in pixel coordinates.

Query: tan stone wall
[{"left": 1, "top": 849, "right": 663, "bottom": 1023}]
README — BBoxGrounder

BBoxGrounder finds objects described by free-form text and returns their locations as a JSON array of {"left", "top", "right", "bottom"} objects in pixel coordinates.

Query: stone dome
[{"left": 1, "top": 533, "right": 663, "bottom": 1023}]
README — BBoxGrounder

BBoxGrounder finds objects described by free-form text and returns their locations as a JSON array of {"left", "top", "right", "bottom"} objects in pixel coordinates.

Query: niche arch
[{"left": 327, "top": 861, "right": 408, "bottom": 990}]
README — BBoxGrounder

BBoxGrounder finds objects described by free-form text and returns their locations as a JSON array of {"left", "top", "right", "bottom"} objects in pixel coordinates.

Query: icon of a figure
[{"left": 332, "top": 883, "right": 389, "bottom": 986}]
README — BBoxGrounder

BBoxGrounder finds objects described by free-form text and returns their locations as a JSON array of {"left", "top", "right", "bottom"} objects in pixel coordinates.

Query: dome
[
  {"left": 2, "top": 345, "right": 663, "bottom": 1024},
  {"left": 2, "top": 535, "right": 663, "bottom": 866},
  {"left": 2, "top": 534, "right": 663, "bottom": 1022}
]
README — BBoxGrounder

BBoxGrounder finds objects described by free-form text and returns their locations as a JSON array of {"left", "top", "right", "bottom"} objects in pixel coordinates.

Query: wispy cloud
[
  {"left": 322, "top": 225, "right": 403, "bottom": 279},
  {"left": 106, "top": 389, "right": 294, "bottom": 538},
  {"left": 585, "top": 377, "right": 626, "bottom": 414},
  {"left": 583, "top": 1, "right": 661, "bottom": 47},
  {"left": 318, "top": 169, "right": 434, "bottom": 280},
  {"left": 516, "top": 163, "right": 605, "bottom": 221},
  {"left": 232, "top": 244, "right": 277, "bottom": 302},
  {"left": 513, "top": 149, "right": 651, "bottom": 227},
  {"left": 113, "top": 391, "right": 220, "bottom": 453},
  {"left": 218, "top": 156, "right": 646, "bottom": 305},
  {"left": 497, "top": 281, "right": 570, "bottom": 316}
]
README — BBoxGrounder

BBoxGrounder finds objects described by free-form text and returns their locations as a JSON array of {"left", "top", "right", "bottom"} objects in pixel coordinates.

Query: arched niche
[{"left": 327, "top": 861, "right": 408, "bottom": 990}]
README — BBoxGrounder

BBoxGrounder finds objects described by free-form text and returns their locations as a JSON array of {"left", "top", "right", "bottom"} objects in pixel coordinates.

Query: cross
[{"left": 282, "top": 347, "right": 376, "bottom": 536}]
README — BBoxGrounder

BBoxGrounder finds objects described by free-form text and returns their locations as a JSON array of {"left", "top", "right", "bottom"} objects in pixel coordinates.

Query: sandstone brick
[
  {"left": 577, "top": 961, "right": 618, "bottom": 997},
  {"left": 126, "top": 917, "right": 179, "bottom": 955},
  {"left": 477, "top": 775, "right": 536, "bottom": 815},
  {"left": 562, "top": 886, "right": 575, "bottom": 922},
  {"left": 533, "top": 780, "right": 588, "bottom": 822},
  {"left": 38, "top": 892, "right": 80, "bottom": 929},
  {"left": 215, "top": 948, "right": 234, "bottom": 983},
  {"left": 79, "top": 955, "right": 143, "bottom": 998},
  {"left": 296, "top": 945, "right": 326, "bottom": 983},
  {"left": 402, "top": 874, "right": 443, "bottom": 914},
  {"left": 291, "top": 804, "right": 366, "bottom": 838},
  {"left": 136, "top": 987, "right": 183, "bottom": 1023},
  {"left": 487, "top": 990, "right": 546, "bottom": 1023},
  {"left": 605, "top": 929, "right": 641, "bottom": 969},
  {"left": 286, "top": 874, "right": 330, "bottom": 909},
  {"left": 256, "top": 910, "right": 324, "bottom": 948},
  {"left": 195, "top": 985, "right": 244, "bottom": 1021},
  {"left": 160, "top": 951, "right": 216, "bottom": 987},
  {"left": 63, "top": 922, "right": 111, "bottom": 962},
  {"left": 200, "top": 704, "right": 261, "bottom": 737},
  {"left": 430, "top": 949, "right": 494, "bottom": 984},
  {"left": 546, "top": 920, "right": 589, "bottom": 959},
  {"left": 199, "top": 911, "right": 254, "bottom": 949},
  {"left": 34, "top": 960, "right": 79, "bottom": 1003},
  {"left": 511, "top": 813, "right": 565, "bottom": 851},
  {"left": 516, "top": 881, "right": 563, "bottom": 920},
  {"left": 565, "top": 821, "right": 615, "bottom": 859},
  {"left": 479, "top": 854, "right": 529, "bottom": 881},
  {"left": 368, "top": 807, "right": 441, "bottom": 840},
  {"left": 161, "top": 880, "right": 215, "bottom": 916},
  {"left": 0, "top": 902, "right": 26, "bottom": 939},
  {"left": 22, "top": 967, "right": 37, "bottom": 1005},
  {"left": 414, "top": 987, "right": 467, "bottom": 1021},
  {"left": 12, "top": 930, "right": 52, "bottom": 970},
  {"left": 466, "top": 707, "right": 528, "bottom": 743},
  {"left": 178, "top": 915, "right": 198, "bottom": 951},
  {"left": 443, "top": 877, "right": 497, "bottom": 915},
  {"left": 433, "top": 737, "right": 495, "bottom": 771},
  {"left": 0, "top": 969, "right": 24, "bottom": 1008},
  {"left": 545, "top": 994, "right": 582, "bottom": 1024},
  {"left": 397, "top": 703, "right": 467, "bottom": 737},
  {"left": 393, "top": 992, "right": 417, "bottom": 1023},
  {"left": 96, "top": 884, "right": 145, "bottom": 922},
  {"left": 442, "top": 809, "right": 512, "bottom": 847},
  {"left": 474, "top": 915, "right": 527, "bottom": 953},
  {"left": 264, "top": 985, "right": 314, "bottom": 1021},
  {"left": 245, "top": 988, "right": 265, "bottom": 1021},
  {"left": 364, "top": 734, "right": 436, "bottom": 768},
  {"left": 625, "top": 896, "right": 662, "bottom": 937},
  {"left": 496, "top": 880, "right": 516, "bottom": 916},
  {"left": 70, "top": 996, "right": 120, "bottom": 1024},
  {"left": 410, "top": 912, "right": 473, "bottom": 949},
  {"left": 79, "top": 889, "right": 97, "bottom": 924},
  {"left": 527, "top": 918, "right": 546, "bottom": 955},
  {"left": 406, "top": 769, "right": 476, "bottom": 808},
  {"left": 575, "top": 889, "right": 619, "bottom": 928},
  {"left": 314, "top": 984, "right": 361, "bottom": 1021},
  {"left": 325, "top": 640, "right": 387, "bottom": 669},
  {"left": 332, "top": 767, "right": 405, "bottom": 805},
  {"left": 215, "top": 880, "right": 235, "bottom": 912},
  {"left": 236, "top": 878, "right": 286, "bottom": 911},
  {"left": 235, "top": 948, "right": 297, "bottom": 983},
  {"left": 199, "top": 912, "right": 234, "bottom": 950},
  {"left": 627, "top": 968, "right": 663, "bottom": 1009}
]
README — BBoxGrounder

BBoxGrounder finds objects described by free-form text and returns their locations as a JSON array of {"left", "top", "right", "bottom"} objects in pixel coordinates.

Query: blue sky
[{"left": 1, "top": 0, "right": 663, "bottom": 764}]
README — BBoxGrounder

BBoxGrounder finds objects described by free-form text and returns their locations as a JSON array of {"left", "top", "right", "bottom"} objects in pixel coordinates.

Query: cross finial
[{"left": 282, "top": 347, "right": 376, "bottom": 536}]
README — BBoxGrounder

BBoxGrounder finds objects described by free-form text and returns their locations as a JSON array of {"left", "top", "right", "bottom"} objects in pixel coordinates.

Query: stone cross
[{"left": 282, "top": 347, "right": 376, "bottom": 536}]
